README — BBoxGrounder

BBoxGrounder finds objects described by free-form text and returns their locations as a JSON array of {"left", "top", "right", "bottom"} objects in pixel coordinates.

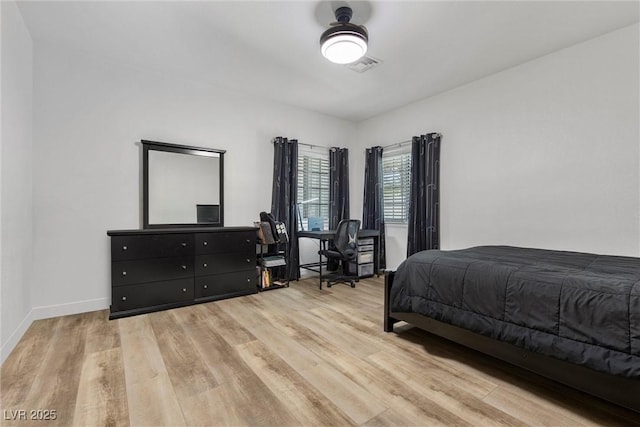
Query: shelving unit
[
  {"left": 346, "top": 237, "right": 375, "bottom": 278},
  {"left": 256, "top": 238, "right": 289, "bottom": 291}
]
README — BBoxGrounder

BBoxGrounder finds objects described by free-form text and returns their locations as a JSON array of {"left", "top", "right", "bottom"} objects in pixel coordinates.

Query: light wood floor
[{"left": 2, "top": 276, "right": 639, "bottom": 426}]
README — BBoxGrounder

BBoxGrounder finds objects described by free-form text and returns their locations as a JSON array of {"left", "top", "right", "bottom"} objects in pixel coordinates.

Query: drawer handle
[
  {"left": 122, "top": 245, "right": 128, "bottom": 251},
  {"left": 181, "top": 242, "right": 187, "bottom": 247},
  {"left": 181, "top": 265, "right": 187, "bottom": 270},
  {"left": 247, "top": 278, "right": 251, "bottom": 283},
  {"left": 203, "top": 241, "right": 208, "bottom": 246},
  {"left": 203, "top": 284, "right": 208, "bottom": 289},
  {"left": 203, "top": 263, "right": 208, "bottom": 268},
  {"left": 246, "top": 239, "right": 250, "bottom": 243},
  {"left": 246, "top": 258, "right": 251, "bottom": 263},
  {"left": 122, "top": 271, "right": 127, "bottom": 276},
  {"left": 122, "top": 296, "right": 127, "bottom": 301},
  {"left": 182, "top": 288, "right": 187, "bottom": 292}
]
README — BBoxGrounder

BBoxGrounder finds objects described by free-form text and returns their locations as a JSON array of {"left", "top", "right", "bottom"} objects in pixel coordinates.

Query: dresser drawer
[
  {"left": 112, "top": 278, "right": 194, "bottom": 312},
  {"left": 112, "top": 257, "right": 193, "bottom": 286},
  {"left": 358, "top": 252, "right": 374, "bottom": 264},
  {"left": 358, "top": 238, "right": 374, "bottom": 246},
  {"left": 195, "top": 231, "right": 256, "bottom": 255},
  {"left": 195, "top": 271, "right": 257, "bottom": 299},
  {"left": 195, "top": 252, "right": 255, "bottom": 276},
  {"left": 346, "top": 262, "right": 374, "bottom": 277},
  {"left": 112, "top": 234, "right": 194, "bottom": 261}
]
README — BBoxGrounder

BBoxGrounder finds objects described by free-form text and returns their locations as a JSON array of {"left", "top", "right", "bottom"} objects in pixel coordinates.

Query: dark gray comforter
[{"left": 390, "top": 246, "right": 640, "bottom": 378}]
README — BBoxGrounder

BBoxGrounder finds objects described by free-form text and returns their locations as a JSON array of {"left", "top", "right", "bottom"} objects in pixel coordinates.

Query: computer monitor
[{"left": 307, "top": 217, "right": 324, "bottom": 231}]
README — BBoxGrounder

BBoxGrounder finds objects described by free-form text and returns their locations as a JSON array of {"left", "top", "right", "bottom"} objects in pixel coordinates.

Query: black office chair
[{"left": 320, "top": 219, "right": 360, "bottom": 288}]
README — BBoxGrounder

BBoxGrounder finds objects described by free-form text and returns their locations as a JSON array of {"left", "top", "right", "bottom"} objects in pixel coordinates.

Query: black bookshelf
[{"left": 256, "top": 238, "right": 289, "bottom": 291}]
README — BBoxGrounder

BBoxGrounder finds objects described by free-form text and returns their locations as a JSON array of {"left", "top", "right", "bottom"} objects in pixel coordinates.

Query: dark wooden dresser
[{"left": 107, "top": 227, "right": 257, "bottom": 319}]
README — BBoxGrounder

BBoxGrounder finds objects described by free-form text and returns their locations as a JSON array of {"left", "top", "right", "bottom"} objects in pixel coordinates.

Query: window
[
  {"left": 297, "top": 147, "right": 330, "bottom": 230},
  {"left": 382, "top": 148, "right": 411, "bottom": 223}
]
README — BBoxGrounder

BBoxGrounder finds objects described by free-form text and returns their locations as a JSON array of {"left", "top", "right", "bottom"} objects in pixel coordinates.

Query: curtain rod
[
  {"left": 298, "top": 142, "right": 330, "bottom": 151},
  {"left": 380, "top": 139, "right": 412, "bottom": 150},
  {"left": 380, "top": 133, "right": 442, "bottom": 150},
  {"left": 272, "top": 139, "right": 330, "bottom": 151}
]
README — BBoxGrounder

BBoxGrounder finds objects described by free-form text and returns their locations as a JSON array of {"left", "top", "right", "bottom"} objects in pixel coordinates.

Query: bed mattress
[{"left": 389, "top": 246, "right": 640, "bottom": 378}]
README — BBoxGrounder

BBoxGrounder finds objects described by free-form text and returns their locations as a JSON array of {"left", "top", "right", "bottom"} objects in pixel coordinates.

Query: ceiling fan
[{"left": 319, "top": 6, "right": 369, "bottom": 64}]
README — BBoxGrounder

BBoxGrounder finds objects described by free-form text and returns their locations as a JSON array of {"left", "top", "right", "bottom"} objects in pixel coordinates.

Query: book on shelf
[
  {"left": 271, "top": 280, "right": 288, "bottom": 287},
  {"left": 261, "top": 269, "right": 271, "bottom": 288}
]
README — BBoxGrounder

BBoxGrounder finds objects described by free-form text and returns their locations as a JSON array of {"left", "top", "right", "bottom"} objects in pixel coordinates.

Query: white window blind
[
  {"left": 297, "top": 146, "right": 330, "bottom": 230},
  {"left": 382, "top": 148, "right": 411, "bottom": 223}
]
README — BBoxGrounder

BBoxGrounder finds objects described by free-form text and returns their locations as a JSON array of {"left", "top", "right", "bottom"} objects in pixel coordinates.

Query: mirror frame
[{"left": 142, "top": 140, "right": 225, "bottom": 229}]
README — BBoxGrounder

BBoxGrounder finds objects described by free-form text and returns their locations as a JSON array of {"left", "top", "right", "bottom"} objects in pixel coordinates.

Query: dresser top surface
[{"left": 107, "top": 226, "right": 257, "bottom": 236}]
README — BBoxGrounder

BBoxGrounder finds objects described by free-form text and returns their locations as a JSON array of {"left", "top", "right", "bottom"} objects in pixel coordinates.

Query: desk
[{"left": 298, "top": 229, "right": 380, "bottom": 289}]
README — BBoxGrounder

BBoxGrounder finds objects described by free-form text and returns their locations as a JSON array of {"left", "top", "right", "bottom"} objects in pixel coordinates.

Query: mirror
[{"left": 142, "top": 140, "right": 224, "bottom": 228}]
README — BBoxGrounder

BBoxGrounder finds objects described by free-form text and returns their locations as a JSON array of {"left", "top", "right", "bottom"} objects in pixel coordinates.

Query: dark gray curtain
[
  {"left": 362, "top": 146, "right": 386, "bottom": 270},
  {"left": 271, "top": 137, "right": 300, "bottom": 280},
  {"left": 407, "top": 133, "right": 441, "bottom": 257},
  {"left": 329, "top": 147, "right": 350, "bottom": 228},
  {"left": 328, "top": 147, "right": 349, "bottom": 271}
]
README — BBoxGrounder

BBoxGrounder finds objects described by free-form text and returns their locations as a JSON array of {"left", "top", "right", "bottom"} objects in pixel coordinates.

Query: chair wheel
[
  {"left": 350, "top": 283, "right": 356, "bottom": 288},
  {"left": 327, "top": 283, "right": 332, "bottom": 288}
]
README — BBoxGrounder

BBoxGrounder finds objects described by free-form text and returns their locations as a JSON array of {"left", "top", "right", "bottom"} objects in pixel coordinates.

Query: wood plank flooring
[{"left": 2, "top": 276, "right": 639, "bottom": 426}]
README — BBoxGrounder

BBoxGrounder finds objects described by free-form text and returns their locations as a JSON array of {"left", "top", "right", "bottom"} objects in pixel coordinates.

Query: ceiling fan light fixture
[
  {"left": 321, "top": 32, "right": 368, "bottom": 64},
  {"left": 320, "top": 6, "right": 368, "bottom": 65}
]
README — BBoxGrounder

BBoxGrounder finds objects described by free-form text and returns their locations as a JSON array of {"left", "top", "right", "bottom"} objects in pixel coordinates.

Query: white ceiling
[{"left": 17, "top": 1, "right": 640, "bottom": 122}]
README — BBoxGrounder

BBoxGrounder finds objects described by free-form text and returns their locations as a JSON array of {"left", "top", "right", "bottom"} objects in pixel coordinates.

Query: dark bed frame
[{"left": 383, "top": 271, "right": 640, "bottom": 414}]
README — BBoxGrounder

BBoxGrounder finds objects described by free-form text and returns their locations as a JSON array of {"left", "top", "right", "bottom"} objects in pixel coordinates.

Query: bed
[{"left": 384, "top": 246, "right": 640, "bottom": 412}]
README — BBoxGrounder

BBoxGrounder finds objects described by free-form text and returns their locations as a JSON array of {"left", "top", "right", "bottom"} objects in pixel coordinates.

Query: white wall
[
  {"left": 352, "top": 24, "right": 640, "bottom": 270},
  {"left": 1, "top": 1, "right": 34, "bottom": 362},
  {"left": 31, "top": 42, "right": 355, "bottom": 316}
]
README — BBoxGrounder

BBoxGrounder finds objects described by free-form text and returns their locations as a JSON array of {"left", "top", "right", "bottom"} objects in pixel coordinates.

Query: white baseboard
[
  {"left": 1, "top": 298, "right": 109, "bottom": 365},
  {"left": 1, "top": 310, "right": 34, "bottom": 365},
  {"left": 32, "top": 297, "right": 110, "bottom": 320}
]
